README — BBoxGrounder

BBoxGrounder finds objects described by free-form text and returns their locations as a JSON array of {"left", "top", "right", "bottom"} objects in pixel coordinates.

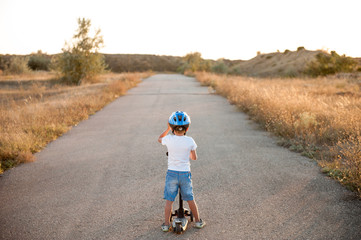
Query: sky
[{"left": 0, "top": 0, "right": 360, "bottom": 60}]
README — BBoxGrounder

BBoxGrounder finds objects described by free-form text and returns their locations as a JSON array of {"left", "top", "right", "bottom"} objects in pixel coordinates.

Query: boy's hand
[
  {"left": 158, "top": 123, "right": 172, "bottom": 143},
  {"left": 190, "top": 150, "right": 197, "bottom": 160}
]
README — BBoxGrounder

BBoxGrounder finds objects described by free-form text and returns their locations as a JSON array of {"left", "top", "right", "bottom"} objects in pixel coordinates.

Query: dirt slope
[{"left": 235, "top": 49, "right": 320, "bottom": 77}]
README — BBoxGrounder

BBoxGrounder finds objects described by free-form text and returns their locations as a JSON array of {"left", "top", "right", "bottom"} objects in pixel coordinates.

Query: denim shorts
[{"left": 163, "top": 170, "right": 194, "bottom": 201}]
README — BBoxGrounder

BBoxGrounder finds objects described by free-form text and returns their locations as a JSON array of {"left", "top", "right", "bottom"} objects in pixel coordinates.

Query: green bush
[
  {"left": 305, "top": 51, "right": 357, "bottom": 77},
  {"left": 211, "top": 59, "right": 229, "bottom": 74},
  {"left": 177, "top": 62, "right": 190, "bottom": 74},
  {"left": 28, "top": 51, "right": 51, "bottom": 71}
]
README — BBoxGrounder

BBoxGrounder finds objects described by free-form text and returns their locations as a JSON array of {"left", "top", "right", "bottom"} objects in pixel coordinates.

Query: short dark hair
[{"left": 173, "top": 125, "right": 188, "bottom": 135}]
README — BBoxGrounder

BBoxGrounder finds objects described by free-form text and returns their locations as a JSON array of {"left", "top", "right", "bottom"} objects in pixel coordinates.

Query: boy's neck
[{"left": 174, "top": 132, "right": 185, "bottom": 136}]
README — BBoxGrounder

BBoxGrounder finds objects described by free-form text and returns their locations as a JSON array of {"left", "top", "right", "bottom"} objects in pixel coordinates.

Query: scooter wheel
[{"left": 175, "top": 224, "right": 182, "bottom": 234}]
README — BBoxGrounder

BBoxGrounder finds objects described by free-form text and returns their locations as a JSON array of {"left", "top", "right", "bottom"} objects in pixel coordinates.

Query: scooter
[
  {"left": 170, "top": 191, "right": 194, "bottom": 234},
  {"left": 166, "top": 152, "right": 194, "bottom": 234}
]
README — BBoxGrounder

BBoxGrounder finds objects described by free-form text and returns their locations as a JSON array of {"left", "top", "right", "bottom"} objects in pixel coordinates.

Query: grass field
[
  {"left": 0, "top": 72, "right": 152, "bottom": 173},
  {"left": 195, "top": 72, "right": 361, "bottom": 195}
]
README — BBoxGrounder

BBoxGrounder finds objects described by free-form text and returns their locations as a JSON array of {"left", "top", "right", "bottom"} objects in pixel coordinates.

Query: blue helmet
[{"left": 168, "top": 111, "right": 191, "bottom": 134}]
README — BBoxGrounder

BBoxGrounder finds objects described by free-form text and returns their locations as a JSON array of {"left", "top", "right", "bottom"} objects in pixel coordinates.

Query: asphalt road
[{"left": 1, "top": 74, "right": 361, "bottom": 240}]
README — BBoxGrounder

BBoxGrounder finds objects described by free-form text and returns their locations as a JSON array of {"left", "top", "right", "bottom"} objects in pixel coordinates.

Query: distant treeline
[
  {"left": 1, "top": 50, "right": 360, "bottom": 77},
  {"left": 0, "top": 53, "right": 187, "bottom": 73},
  {"left": 103, "top": 54, "right": 183, "bottom": 72},
  {"left": 0, "top": 52, "right": 244, "bottom": 74},
  {"left": 0, "top": 52, "right": 52, "bottom": 73}
]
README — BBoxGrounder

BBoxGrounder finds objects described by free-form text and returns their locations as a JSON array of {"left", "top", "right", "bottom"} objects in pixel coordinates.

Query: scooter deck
[{"left": 172, "top": 217, "right": 188, "bottom": 232}]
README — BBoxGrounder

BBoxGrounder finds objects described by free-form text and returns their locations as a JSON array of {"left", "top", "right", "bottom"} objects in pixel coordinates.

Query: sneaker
[
  {"left": 195, "top": 219, "right": 206, "bottom": 229},
  {"left": 161, "top": 223, "right": 171, "bottom": 232}
]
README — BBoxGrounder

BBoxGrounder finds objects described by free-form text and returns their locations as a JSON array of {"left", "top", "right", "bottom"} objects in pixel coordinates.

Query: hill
[{"left": 232, "top": 49, "right": 321, "bottom": 77}]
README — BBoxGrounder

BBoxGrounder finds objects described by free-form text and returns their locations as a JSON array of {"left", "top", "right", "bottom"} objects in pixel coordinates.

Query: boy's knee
[{"left": 165, "top": 200, "right": 174, "bottom": 205}]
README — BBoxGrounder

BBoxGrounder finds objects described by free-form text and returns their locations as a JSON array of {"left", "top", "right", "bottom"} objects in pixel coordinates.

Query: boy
[{"left": 158, "top": 111, "right": 206, "bottom": 232}]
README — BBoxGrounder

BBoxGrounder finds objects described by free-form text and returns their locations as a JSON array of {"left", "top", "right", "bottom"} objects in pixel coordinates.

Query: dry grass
[
  {"left": 195, "top": 72, "right": 361, "bottom": 195},
  {"left": 0, "top": 71, "right": 58, "bottom": 81},
  {"left": 0, "top": 72, "right": 152, "bottom": 173}
]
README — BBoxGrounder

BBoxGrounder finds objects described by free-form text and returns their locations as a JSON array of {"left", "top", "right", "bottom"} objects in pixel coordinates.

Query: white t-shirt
[{"left": 162, "top": 134, "right": 197, "bottom": 172}]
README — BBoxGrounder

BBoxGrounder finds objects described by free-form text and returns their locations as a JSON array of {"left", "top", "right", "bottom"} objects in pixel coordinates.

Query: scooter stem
[{"left": 178, "top": 192, "right": 185, "bottom": 218}]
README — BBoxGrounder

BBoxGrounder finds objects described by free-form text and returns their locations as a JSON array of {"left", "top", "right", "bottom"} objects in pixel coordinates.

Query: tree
[{"left": 54, "top": 18, "right": 107, "bottom": 84}]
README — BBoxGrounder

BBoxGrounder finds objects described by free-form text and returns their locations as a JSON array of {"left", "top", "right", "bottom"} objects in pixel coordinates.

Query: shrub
[
  {"left": 305, "top": 51, "right": 357, "bottom": 77},
  {"left": 200, "top": 60, "right": 212, "bottom": 72},
  {"left": 0, "top": 55, "right": 7, "bottom": 71},
  {"left": 333, "top": 51, "right": 357, "bottom": 72},
  {"left": 4, "top": 56, "right": 30, "bottom": 74},
  {"left": 297, "top": 46, "right": 305, "bottom": 51},
  {"left": 177, "top": 62, "right": 190, "bottom": 74},
  {"left": 183, "top": 52, "right": 203, "bottom": 72},
  {"left": 284, "top": 49, "right": 291, "bottom": 54},
  {"left": 211, "top": 59, "right": 229, "bottom": 74},
  {"left": 178, "top": 52, "right": 208, "bottom": 73},
  {"left": 28, "top": 51, "right": 51, "bottom": 71}
]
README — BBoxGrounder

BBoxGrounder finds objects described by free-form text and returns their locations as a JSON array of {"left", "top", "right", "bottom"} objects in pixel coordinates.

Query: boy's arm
[
  {"left": 190, "top": 149, "right": 197, "bottom": 161},
  {"left": 158, "top": 124, "right": 172, "bottom": 143}
]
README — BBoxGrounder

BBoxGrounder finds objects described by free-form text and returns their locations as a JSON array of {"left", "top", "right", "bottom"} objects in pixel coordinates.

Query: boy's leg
[
  {"left": 187, "top": 200, "right": 200, "bottom": 222},
  {"left": 164, "top": 200, "right": 173, "bottom": 225}
]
